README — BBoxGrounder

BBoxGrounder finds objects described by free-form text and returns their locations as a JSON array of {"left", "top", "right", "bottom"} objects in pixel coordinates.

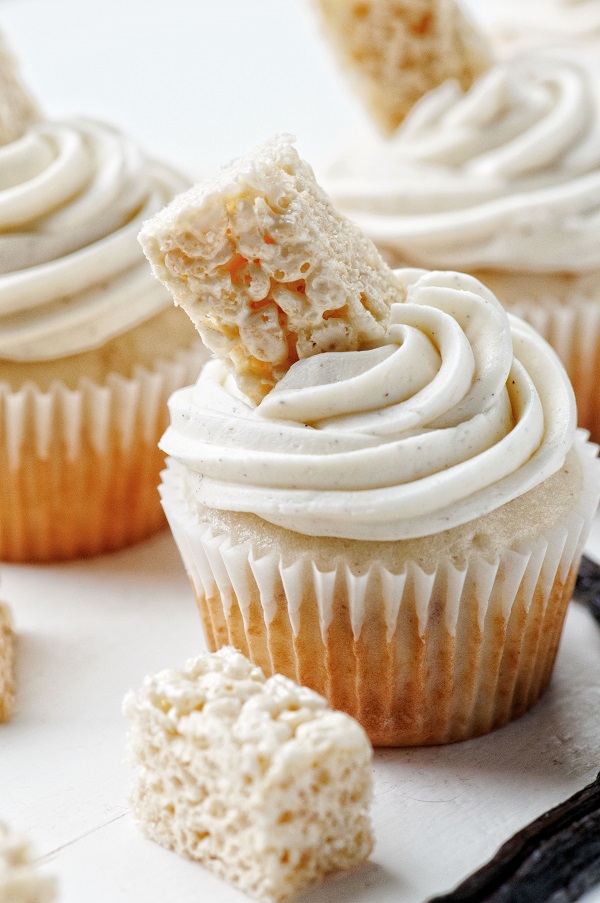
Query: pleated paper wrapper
[
  {"left": 160, "top": 433, "right": 600, "bottom": 747},
  {"left": 0, "top": 343, "right": 207, "bottom": 562}
]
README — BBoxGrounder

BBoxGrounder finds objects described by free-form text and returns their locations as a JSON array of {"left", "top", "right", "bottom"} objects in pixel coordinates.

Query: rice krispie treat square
[
  {"left": 0, "top": 824, "right": 56, "bottom": 903},
  {"left": 140, "top": 135, "right": 398, "bottom": 402},
  {"left": 313, "top": 0, "right": 491, "bottom": 135},
  {"left": 124, "top": 647, "right": 373, "bottom": 903}
]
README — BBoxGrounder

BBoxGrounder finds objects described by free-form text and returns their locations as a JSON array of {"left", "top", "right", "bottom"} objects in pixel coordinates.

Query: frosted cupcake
[
  {"left": 0, "top": 35, "right": 207, "bottom": 561},
  {"left": 140, "top": 137, "right": 600, "bottom": 746},
  {"left": 475, "top": 0, "right": 600, "bottom": 54},
  {"left": 326, "top": 49, "right": 600, "bottom": 443}
]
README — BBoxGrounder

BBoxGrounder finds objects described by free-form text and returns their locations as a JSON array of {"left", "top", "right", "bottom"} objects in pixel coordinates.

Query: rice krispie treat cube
[
  {"left": 313, "top": 0, "right": 492, "bottom": 135},
  {"left": 0, "top": 824, "right": 56, "bottom": 903},
  {"left": 123, "top": 647, "right": 373, "bottom": 903},
  {"left": 0, "top": 31, "right": 39, "bottom": 146},
  {"left": 139, "top": 135, "right": 398, "bottom": 402},
  {"left": 0, "top": 604, "right": 15, "bottom": 723}
]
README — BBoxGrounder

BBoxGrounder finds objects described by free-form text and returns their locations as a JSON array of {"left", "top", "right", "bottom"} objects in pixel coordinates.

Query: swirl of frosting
[
  {"left": 161, "top": 270, "right": 576, "bottom": 541},
  {"left": 0, "top": 117, "right": 188, "bottom": 360},
  {"left": 327, "top": 50, "right": 600, "bottom": 274}
]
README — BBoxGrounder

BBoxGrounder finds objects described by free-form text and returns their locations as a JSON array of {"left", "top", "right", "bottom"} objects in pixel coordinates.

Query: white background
[
  {"left": 1, "top": 1, "right": 600, "bottom": 901},
  {"left": 2, "top": 0, "right": 373, "bottom": 182}
]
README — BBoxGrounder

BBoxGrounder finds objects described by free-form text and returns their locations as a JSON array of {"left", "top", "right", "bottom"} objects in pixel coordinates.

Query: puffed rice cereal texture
[
  {"left": 0, "top": 823, "right": 56, "bottom": 903},
  {"left": 123, "top": 646, "right": 374, "bottom": 903},
  {"left": 139, "top": 135, "right": 398, "bottom": 402},
  {"left": 313, "top": 0, "right": 491, "bottom": 134}
]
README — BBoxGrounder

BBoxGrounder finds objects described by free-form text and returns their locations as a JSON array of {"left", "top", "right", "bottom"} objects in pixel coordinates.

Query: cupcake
[
  {"left": 0, "top": 34, "right": 207, "bottom": 561},
  {"left": 326, "top": 48, "right": 600, "bottom": 443},
  {"left": 475, "top": 0, "right": 600, "bottom": 55},
  {"left": 140, "top": 136, "right": 600, "bottom": 746}
]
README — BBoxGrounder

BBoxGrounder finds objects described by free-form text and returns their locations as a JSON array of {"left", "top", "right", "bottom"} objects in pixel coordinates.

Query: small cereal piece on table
[
  {"left": 123, "top": 646, "right": 373, "bottom": 903},
  {"left": 0, "top": 31, "right": 39, "bottom": 146},
  {"left": 313, "top": 0, "right": 492, "bottom": 135},
  {"left": 0, "top": 604, "right": 15, "bottom": 723},
  {"left": 139, "top": 135, "right": 398, "bottom": 402},
  {"left": 0, "top": 823, "right": 57, "bottom": 903}
]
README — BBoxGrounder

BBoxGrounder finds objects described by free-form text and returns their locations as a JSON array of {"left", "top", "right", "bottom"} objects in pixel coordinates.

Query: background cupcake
[
  {"left": 0, "top": 33, "right": 207, "bottom": 561},
  {"left": 326, "top": 48, "right": 600, "bottom": 444},
  {"left": 140, "top": 138, "right": 600, "bottom": 746}
]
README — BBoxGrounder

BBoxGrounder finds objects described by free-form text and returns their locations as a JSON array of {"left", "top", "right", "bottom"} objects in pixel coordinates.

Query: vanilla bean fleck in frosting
[
  {"left": 327, "top": 50, "right": 600, "bottom": 274},
  {"left": 0, "top": 117, "right": 188, "bottom": 361},
  {"left": 161, "top": 269, "right": 576, "bottom": 541}
]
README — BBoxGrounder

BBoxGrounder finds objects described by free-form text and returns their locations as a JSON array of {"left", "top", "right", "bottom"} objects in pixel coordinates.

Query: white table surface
[
  {"left": 1, "top": 1, "right": 600, "bottom": 900},
  {"left": 2, "top": 527, "right": 600, "bottom": 903}
]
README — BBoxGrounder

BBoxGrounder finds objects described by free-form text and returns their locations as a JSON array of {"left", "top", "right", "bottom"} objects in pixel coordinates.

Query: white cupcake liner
[
  {"left": 160, "top": 432, "right": 600, "bottom": 746},
  {"left": 0, "top": 342, "right": 207, "bottom": 562}
]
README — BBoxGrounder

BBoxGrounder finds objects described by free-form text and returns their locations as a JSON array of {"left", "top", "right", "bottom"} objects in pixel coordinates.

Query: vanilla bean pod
[
  {"left": 427, "top": 773, "right": 600, "bottom": 903},
  {"left": 575, "top": 556, "right": 600, "bottom": 625}
]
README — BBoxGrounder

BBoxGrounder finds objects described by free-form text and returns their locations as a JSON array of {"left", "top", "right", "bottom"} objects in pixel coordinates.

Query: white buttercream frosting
[
  {"left": 0, "top": 117, "right": 188, "bottom": 361},
  {"left": 327, "top": 50, "right": 600, "bottom": 274},
  {"left": 161, "top": 269, "right": 576, "bottom": 541},
  {"left": 478, "top": 0, "right": 600, "bottom": 51}
]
